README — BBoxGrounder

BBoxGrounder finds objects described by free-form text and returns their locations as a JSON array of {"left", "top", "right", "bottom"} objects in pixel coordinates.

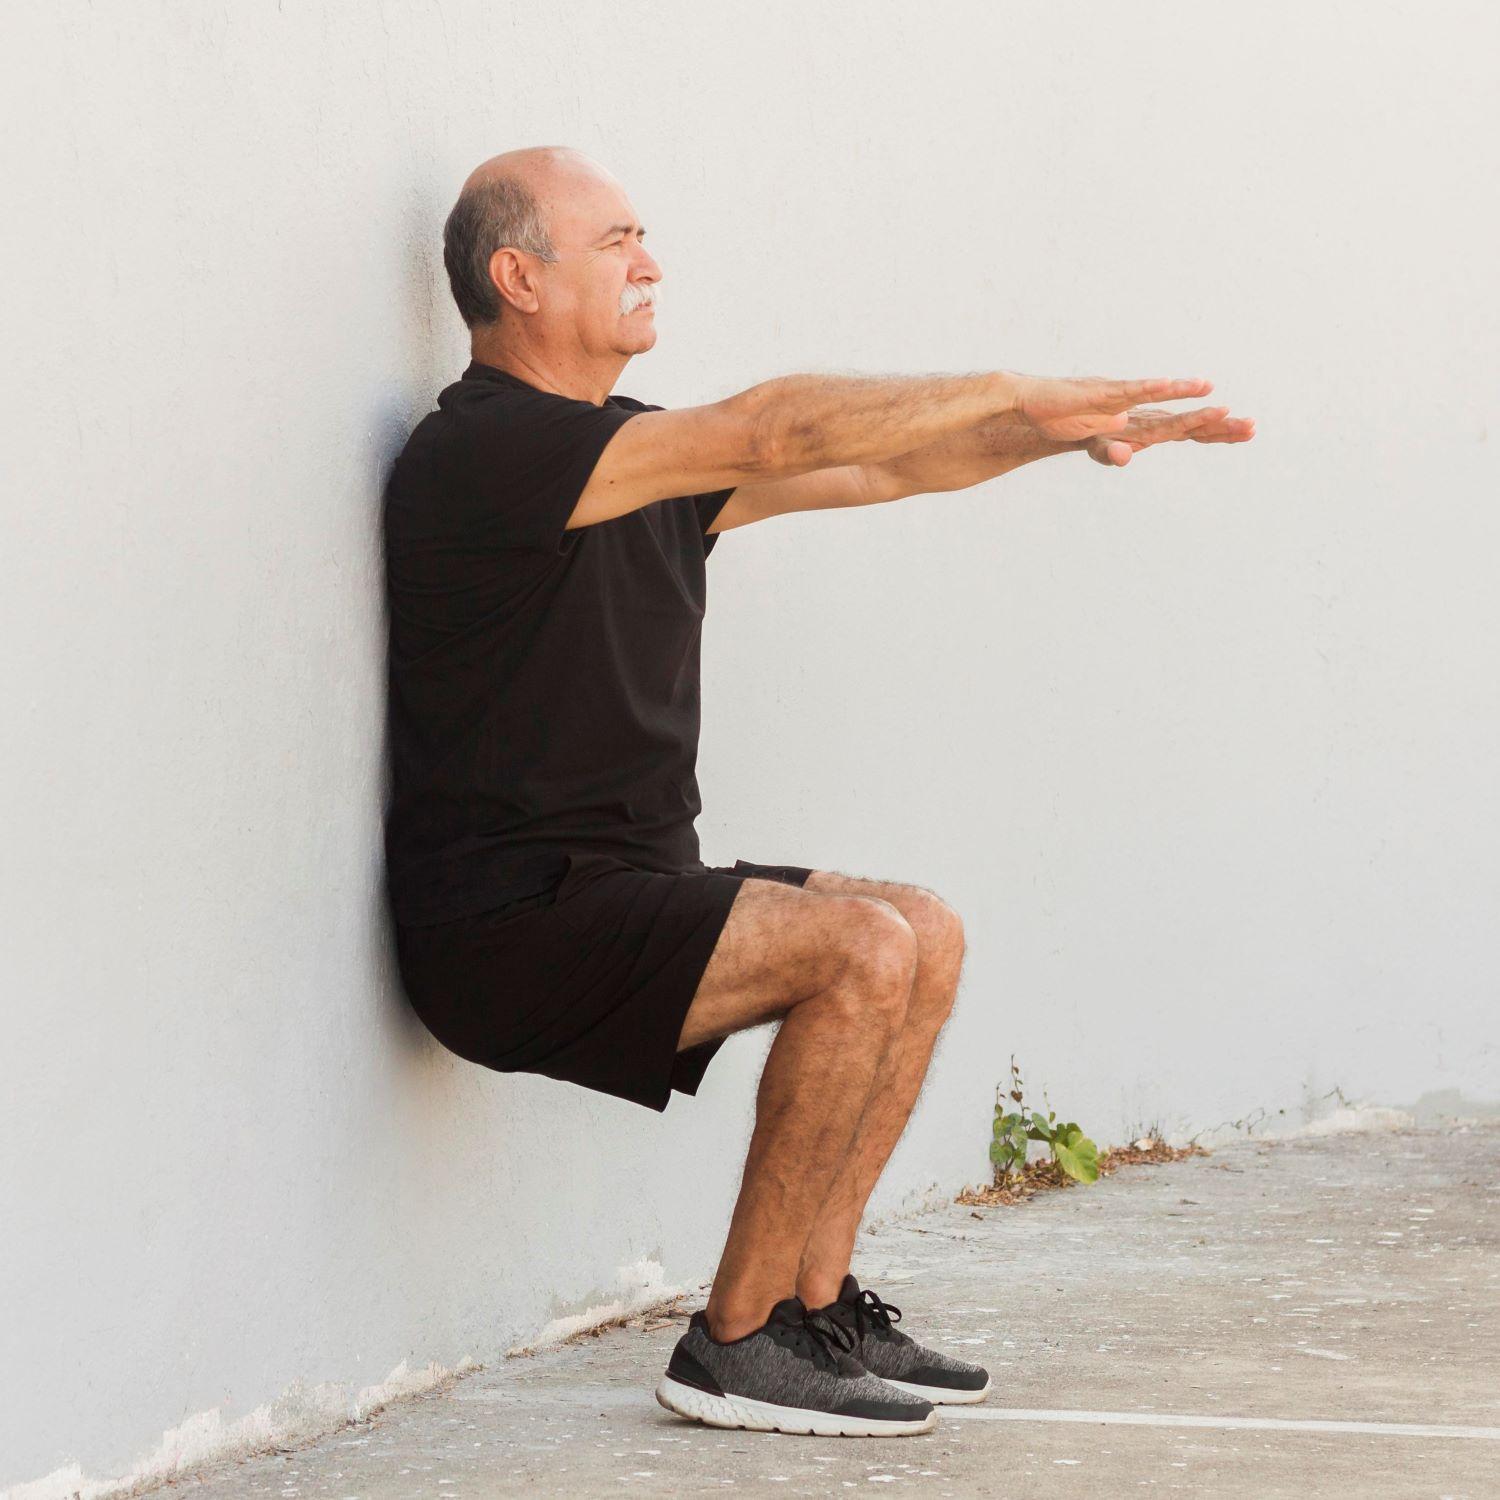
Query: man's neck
[{"left": 467, "top": 334, "right": 626, "bottom": 407}]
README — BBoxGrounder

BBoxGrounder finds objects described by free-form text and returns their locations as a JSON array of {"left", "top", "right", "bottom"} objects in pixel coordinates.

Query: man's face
[{"left": 540, "top": 176, "right": 663, "bottom": 359}]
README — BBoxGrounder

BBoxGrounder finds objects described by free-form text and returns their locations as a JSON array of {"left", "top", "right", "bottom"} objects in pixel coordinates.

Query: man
[{"left": 383, "top": 145, "right": 1253, "bottom": 1439}]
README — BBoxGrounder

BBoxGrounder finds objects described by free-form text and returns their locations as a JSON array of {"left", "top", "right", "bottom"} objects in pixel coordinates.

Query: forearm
[
  {"left": 742, "top": 369, "right": 1021, "bottom": 476},
  {"left": 860, "top": 410, "right": 1085, "bottom": 501}
]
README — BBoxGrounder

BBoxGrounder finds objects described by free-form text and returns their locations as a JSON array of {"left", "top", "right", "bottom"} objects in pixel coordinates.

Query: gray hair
[{"left": 442, "top": 174, "right": 558, "bottom": 329}]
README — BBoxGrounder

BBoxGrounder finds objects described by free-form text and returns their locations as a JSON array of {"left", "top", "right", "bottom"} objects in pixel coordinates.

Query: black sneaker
[
  {"left": 655, "top": 1295, "right": 936, "bottom": 1436},
  {"left": 807, "top": 1275, "right": 991, "bottom": 1404}
]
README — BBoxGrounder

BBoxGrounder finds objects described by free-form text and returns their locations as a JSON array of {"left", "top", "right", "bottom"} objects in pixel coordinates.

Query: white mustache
[{"left": 620, "top": 283, "right": 658, "bottom": 314}]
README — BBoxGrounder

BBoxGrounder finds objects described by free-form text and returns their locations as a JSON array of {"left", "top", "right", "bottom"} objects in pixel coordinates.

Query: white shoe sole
[
  {"left": 884, "top": 1375, "right": 991, "bottom": 1405},
  {"left": 655, "top": 1374, "right": 936, "bottom": 1437}
]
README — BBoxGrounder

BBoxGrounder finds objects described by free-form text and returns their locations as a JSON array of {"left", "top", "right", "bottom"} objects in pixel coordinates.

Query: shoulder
[
  {"left": 389, "top": 374, "right": 656, "bottom": 496},
  {"left": 435, "top": 371, "right": 543, "bottom": 427},
  {"left": 439, "top": 375, "right": 649, "bottom": 439}
]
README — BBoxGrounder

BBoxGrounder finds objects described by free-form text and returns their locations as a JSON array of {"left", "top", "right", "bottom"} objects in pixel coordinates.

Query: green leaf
[{"left": 1052, "top": 1126, "right": 1100, "bottom": 1184}]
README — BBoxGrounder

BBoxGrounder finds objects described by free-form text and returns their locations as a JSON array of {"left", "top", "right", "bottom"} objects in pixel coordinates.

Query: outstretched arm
[
  {"left": 863, "top": 401, "right": 1255, "bottom": 503},
  {"left": 706, "top": 376, "right": 1250, "bottom": 532}
]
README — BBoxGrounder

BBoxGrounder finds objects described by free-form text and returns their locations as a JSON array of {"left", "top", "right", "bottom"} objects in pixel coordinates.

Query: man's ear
[{"left": 489, "top": 246, "right": 540, "bottom": 315}]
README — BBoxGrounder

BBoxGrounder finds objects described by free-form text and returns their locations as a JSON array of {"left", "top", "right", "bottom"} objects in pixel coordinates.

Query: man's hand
[
  {"left": 858, "top": 374, "right": 1254, "bottom": 504},
  {"left": 1013, "top": 374, "right": 1217, "bottom": 441},
  {"left": 1081, "top": 404, "right": 1256, "bottom": 467},
  {"left": 1011, "top": 372, "right": 1254, "bottom": 467}
]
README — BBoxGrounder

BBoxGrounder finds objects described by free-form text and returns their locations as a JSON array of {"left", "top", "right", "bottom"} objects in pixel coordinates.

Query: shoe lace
[
  {"left": 786, "top": 1309, "right": 857, "bottom": 1371},
  {"left": 841, "top": 1287, "right": 904, "bottom": 1343}
]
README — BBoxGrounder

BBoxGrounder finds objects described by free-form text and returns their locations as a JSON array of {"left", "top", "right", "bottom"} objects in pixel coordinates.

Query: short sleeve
[
  {"left": 445, "top": 388, "right": 642, "bottom": 554},
  {"left": 626, "top": 398, "right": 738, "bottom": 558},
  {"left": 694, "top": 488, "right": 738, "bottom": 557}
]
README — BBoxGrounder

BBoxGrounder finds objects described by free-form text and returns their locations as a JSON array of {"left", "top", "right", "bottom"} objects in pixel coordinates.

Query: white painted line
[{"left": 940, "top": 1407, "right": 1500, "bottom": 1441}]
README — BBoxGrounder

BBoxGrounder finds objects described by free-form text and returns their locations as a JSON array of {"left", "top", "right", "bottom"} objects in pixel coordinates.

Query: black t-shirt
[{"left": 382, "top": 359, "right": 736, "bottom": 927}]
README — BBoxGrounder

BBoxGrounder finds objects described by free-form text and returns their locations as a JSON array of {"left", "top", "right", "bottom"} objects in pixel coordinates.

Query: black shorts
[{"left": 393, "top": 851, "right": 816, "bottom": 1113}]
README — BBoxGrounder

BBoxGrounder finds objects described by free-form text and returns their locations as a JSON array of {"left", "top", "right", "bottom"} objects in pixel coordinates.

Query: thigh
[
  {"left": 802, "top": 866, "right": 961, "bottom": 952},
  {"left": 676, "top": 871, "right": 915, "bottom": 1053}
]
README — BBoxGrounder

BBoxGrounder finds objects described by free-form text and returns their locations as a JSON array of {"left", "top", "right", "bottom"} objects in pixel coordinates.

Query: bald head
[
  {"left": 443, "top": 147, "right": 624, "bottom": 329},
  {"left": 460, "top": 144, "right": 608, "bottom": 198}
]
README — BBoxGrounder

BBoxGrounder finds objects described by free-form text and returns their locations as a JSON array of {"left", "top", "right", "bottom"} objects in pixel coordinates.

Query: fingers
[
  {"left": 1086, "top": 436, "right": 1134, "bottom": 466},
  {"left": 1088, "top": 403, "right": 1253, "bottom": 465},
  {"left": 1148, "top": 405, "right": 1255, "bottom": 443},
  {"left": 1186, "top": 410, "right": 1255, "bottom": 442},
  {"left": 1023, "top": 374, "right": 1246, "bottom": 447},
  {"left": 1188, "top": 404, "right": 1229, "bottom": 425},
  {"left": 1192, "top": 418, "right": 1256, "bottom": 443},
  {"left": 1182, "top": 405, "right": 1230, "bottom": 435},
  {"left": 1114, "top": 404, "right": 1224, "bottom": 447},
  {"left": 1101, "top": 376, "right": 1213, "bottom": 412}
]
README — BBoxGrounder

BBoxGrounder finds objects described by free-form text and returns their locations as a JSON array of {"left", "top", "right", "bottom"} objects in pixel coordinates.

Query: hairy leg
[
  {"left": 670, "top": 877, "right": 922, "bottom": 1341},
  {"left": 791, "top": 870, "right": 967, "bottom": 1310}
]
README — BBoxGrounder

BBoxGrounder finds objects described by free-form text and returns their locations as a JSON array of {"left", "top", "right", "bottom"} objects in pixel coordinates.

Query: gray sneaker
[
  {"left": 808, "top": 1275, "right": 991, "bottom": 1404},
  {"left": 655, "top": 1295, "right": 937, "bottom": 1436}
]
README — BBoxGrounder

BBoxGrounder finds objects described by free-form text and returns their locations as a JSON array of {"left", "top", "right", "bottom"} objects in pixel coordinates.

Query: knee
[
  {"left": 831, "top": 896, "right": 919, "bottom": 1033},
  {"left": 906, "top": 892, "right": 966, "bottom": 1022},
  {"left": 914, "top": 892, "right": 965, "bottom": 970}
]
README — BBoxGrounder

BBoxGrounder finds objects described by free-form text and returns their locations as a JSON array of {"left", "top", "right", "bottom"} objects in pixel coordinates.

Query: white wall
[{"left": 3, "top": 1, "right": 1496, "bottom": 1489}]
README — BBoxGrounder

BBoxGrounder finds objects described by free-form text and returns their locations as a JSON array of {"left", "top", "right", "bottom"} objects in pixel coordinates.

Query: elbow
[
  {"left": 750, "top": 430, "right": 787, "bottom": 478},
  {"left": 742, "top": 397, "right": 785, "bottom": 477},
  {"left": 737, "top": 382, "right": 797, "bottom": 478}
]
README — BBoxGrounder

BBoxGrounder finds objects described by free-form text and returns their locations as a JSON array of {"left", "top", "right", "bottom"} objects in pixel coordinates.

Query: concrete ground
[{"left": 168, "top": 1123, "right": 1499, "bottom": 1499}]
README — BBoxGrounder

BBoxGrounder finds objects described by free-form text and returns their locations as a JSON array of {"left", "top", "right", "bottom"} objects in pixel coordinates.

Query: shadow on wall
[
  {"left": 374, "top": 174, "right": 454, "bottom": 488},
  {"left": 369, "top": 176, "right": 454, "bottom": 956}
]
